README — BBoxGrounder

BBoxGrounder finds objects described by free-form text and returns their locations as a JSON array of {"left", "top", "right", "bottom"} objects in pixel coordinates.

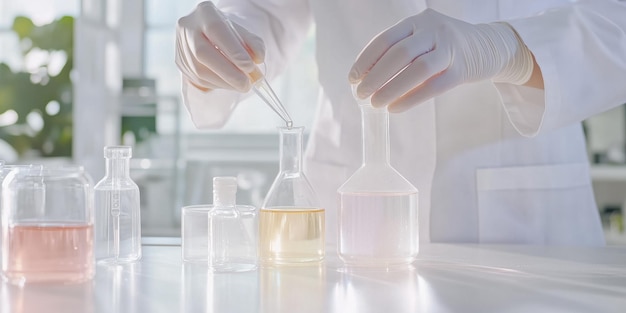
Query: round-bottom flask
[
  {"left": 338, "top": 104, "right": 419, "bottom": 268},
  {"left": 260, "top": 127, "right": 324, "bottom": 265}
]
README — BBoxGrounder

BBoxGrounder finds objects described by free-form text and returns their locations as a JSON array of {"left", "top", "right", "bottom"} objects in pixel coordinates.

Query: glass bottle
[
  {"left": 337, "top": 92, "right": 419, "bottom": 268},
  {"left": 210, "top": 177, "right": 257, "bottom": 271},
  {"left": 181, "top": 177, "right": 257, "bottom": 271},
  {"left": 2, "top": 165, "right": 94, "bottom": 284},
  {"left": 95, "top": 146, "right": 141, "bottom": 264},
  {"left": 260, "top": 126, "right": 324, "bottom": 264}
]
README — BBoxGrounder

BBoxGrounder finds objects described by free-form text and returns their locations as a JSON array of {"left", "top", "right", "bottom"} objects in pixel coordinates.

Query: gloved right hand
[
  {"left": 176, "top": 1, "right": 265, "bottom": 93},
  {"left": 349, "top": 9, "right": 534, "bottom": 113}
]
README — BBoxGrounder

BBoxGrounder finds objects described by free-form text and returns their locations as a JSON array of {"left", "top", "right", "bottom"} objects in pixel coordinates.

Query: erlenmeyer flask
[
  {"left": 337, "top": 95, "right": 419, "bottom": 268},
  {"left": 260, "top": 126, "right": 324, "bottom": 264}
]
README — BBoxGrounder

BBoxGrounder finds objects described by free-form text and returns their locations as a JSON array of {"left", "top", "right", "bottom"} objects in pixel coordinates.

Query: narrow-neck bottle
[
  {"left": 206, "top": 177, "right": 257, "bottom": 272},
  {"left": 95, "top": 146, "right": 142, "bottom": 264}
]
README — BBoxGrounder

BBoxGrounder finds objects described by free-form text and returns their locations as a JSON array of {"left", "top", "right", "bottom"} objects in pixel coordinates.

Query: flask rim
[{"left": 277, "top": 126, "right": 304, "bottom": 132}]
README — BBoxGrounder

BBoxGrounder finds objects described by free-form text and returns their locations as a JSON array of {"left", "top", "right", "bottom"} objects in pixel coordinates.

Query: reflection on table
[{"left": 1, "top": 244, "right": 626, "bottom": 313}]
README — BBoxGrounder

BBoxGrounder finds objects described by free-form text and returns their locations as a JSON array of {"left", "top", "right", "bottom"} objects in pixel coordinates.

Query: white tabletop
[{"left": 1, "top": 241, "right": 625, "bottom": 313}]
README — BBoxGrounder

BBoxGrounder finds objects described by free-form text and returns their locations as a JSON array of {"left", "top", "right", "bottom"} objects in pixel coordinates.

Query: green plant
[{"left": 0, "top": 16, "right": 74, "bottom": 157}]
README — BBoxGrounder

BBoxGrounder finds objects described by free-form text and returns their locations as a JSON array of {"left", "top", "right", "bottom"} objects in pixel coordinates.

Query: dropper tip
[{"left": 286, "top": 120, "right": 293, "bottom": 129}]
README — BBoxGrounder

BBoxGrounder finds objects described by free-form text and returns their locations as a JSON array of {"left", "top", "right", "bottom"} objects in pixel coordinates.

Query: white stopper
[
  {"left": 104, "top": 146, "right": 132, "bottom": 159},
  {"left": 213, "top": 176, "right": 237, "bottom": 205}
]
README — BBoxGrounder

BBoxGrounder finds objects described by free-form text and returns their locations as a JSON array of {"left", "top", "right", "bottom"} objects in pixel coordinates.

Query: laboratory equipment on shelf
[
  {"left": 95, "top": 146, "right": 142, "bottom": 264},
  {"left": 260, "top": 126, "right": 324, "bottom": 264},
  {"left": 181, "top": 177, "right": 257, "bottom": 272},
  {"left": 337, "top": 88, "right": 419, "bottom": 268},
  {"left": 1, "top": 165, "right": 95, "bottom": 284},
  {"left": 220, "top": 12, "right": 293, "bottom": 128}
]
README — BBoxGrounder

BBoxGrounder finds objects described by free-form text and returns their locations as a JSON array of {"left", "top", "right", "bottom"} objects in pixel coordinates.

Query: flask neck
[
  {"left": 361, "top": 105, "right": 390, "bottom": 165},
  {"left": 278, "top": 127, "right": 304, "bottom": 174},
  {"left": 105, "top": 158, "right": 131, "bottom": 179}
]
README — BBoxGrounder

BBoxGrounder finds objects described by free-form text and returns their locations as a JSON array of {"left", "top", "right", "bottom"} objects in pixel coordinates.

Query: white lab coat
[{"left": 183, "top": 0, "right": 626, "bottom": 245}]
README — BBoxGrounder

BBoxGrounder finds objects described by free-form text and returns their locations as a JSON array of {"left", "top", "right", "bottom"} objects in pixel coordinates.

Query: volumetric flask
[
  {"left": 260, "top": 126, "right": 324, "bottom": 265},
  {"left": 1, "top": 166, "right": 95, "bottom": 284},
  {"left": 182, "top": 177, "right": 257, "bottom": 272},
  {"left": 337, "top": 96, "right": 419, "bottom": 268},
  {"left": 95, "top": 146, "right": 142, "bottom": 264}
]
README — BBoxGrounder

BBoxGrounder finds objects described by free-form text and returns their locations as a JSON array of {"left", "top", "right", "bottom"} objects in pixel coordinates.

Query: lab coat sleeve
[
  {"left": 181, "top": 0, "right": 313, "bottom": 129},
  {"left": 493, "top": 0, "right": 626, "bottom": 137}
]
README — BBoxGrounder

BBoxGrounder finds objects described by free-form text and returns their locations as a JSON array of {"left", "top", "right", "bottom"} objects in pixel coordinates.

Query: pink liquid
[{"left": 2, "top": 223, "right": 94, "bottom": 284}]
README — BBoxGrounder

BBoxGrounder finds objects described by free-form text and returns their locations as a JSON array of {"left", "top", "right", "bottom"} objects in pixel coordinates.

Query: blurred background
[{"left": 0, "top": 0, "right": 624, "bottom": 243}]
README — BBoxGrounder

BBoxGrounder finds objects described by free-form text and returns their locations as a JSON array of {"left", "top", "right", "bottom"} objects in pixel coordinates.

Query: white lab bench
[{"left": 1, "top": 238, "right": 625, "bottom": 313}]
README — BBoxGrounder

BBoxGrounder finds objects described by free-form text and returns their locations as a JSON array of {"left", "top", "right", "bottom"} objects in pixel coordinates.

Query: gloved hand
[
  {"left": 349, "top": 9, "right": 534, "bottom": 112},
  {"left": 176, "top": 1, "right": 265, "bottom": 93}
]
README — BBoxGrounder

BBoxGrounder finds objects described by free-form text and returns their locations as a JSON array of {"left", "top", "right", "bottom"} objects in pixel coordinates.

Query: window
[
  {"left": 0, "top": 0, "right": 78, "bottom": 71},
  {"left": 0, "top": 0, "right": 78, "bottom": 159}
]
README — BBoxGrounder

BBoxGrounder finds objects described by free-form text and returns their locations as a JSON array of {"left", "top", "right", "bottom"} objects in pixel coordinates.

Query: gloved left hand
[{"left": 349, "top": 9, "right": 534, "bottom": 112}]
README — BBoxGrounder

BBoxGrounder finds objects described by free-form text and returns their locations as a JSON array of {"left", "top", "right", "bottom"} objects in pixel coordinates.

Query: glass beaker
[
  {"left": 260, "top": 127, "right": 324, "bottom": 264},
  {"left": 181, "top": 177, "right": 257, "bottom": 272},
  {"left": 94, "top": 146, "right": 142, "bottom": 264},
  {"left": 337, "top": 97, "right": 419, "bottom": 268},
  {"left": 1, "top": 166, "right": 95, "bottom": 284}
]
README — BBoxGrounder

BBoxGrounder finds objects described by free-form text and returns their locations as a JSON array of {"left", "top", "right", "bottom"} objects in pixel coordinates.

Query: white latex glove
[
  {"left": 176, "top": 1, "right": 265, "bottom": 93},
  {"left": 349, "top": 9, "right": 534, "bottom": 112}
]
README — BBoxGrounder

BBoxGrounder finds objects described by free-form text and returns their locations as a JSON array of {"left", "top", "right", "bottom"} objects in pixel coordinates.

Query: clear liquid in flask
[{"left": 339, "top": 192, "right": 418, "bottom": 267}]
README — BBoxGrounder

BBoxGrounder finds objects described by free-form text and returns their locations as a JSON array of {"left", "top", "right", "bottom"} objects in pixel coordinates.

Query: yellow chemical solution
[{"left": 259, "top": 207, "right": 325, "bottom": 264}]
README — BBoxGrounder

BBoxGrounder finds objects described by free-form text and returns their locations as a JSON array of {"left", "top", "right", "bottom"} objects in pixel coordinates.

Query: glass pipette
[{"left": 221, "top": 14, "right": 293, "bottom": 128}]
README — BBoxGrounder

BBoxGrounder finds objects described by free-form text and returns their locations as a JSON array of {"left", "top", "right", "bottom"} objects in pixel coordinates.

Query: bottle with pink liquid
[{"left": 1, "top": 165, "right": 95, "bottom": 284}]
